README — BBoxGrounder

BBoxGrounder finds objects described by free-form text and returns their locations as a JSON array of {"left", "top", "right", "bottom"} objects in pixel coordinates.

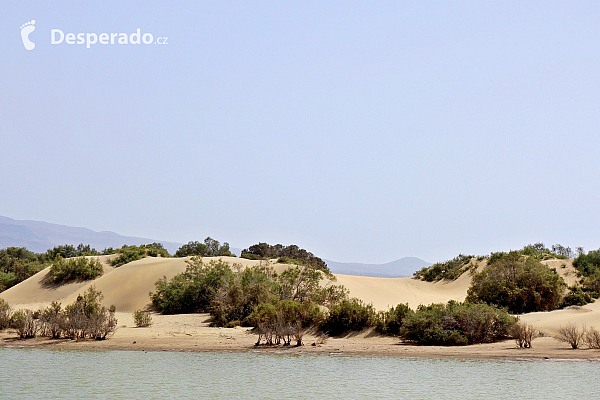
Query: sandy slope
[{"left": 335, "top": 264, "right": 474, "bottom": 310}]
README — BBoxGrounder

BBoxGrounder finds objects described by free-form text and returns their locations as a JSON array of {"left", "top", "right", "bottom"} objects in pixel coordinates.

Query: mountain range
[{"left": 0, "top": 216, "right": 430, "bottom": 277}]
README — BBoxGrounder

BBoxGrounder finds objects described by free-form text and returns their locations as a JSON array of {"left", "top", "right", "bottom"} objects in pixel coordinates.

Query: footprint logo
[{"left": 20, "top": 20, "right": 36, "bottom": 50}]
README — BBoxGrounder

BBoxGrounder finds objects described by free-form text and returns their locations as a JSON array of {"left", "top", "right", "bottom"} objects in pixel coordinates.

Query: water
[{"left": 1, "top": 348, "right": 598, "bottom": 399}]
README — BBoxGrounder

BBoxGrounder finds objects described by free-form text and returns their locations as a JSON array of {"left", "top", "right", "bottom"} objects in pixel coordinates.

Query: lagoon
[{"left": 1, "top": 348, "right": 598, "bottom": 399}]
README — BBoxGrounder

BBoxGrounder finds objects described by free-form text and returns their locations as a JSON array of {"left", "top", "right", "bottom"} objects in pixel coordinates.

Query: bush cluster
[
  {"left": 248, "top": 300, "right": 323, "bottom": 346},
  {"left": 240, "top": 243, "right": 329, "bottom": 273},
  {"left": 49, "top": 257, "right": 103, "bottom": 283},
  {"left": 175, "top": 237, "right": 233, "bottom": 257},
  {"left": 400, "top": 301, "right": 516, "bottom": 345},
  {"left": 133, "top": 310, "right": 153, "bottom": 327},
  {"left": 572, "top": 250, "right": 600, "bottom": 300},
  {"left": 44, "top": 244, "right": 100, "bottom": 260},
  {"left": 466, "top": 251, "right": 566, "bottom": 313},
  {"left": 511, "top": 322, "right": 537, "bottom": 348},
  {"left": 562, "top": 286, "right": 595, "bottom": 307},
  {"left": 414, "top": 254, "right": 474, "bottom": 282},
  {"left": 0, "top": 298, "right": 11, "bottom": 330},
  {"left": 0, "top": 247, "right": 49, "bottom": 292},
  {"left": 150, "top": 258, "right": 348, "bottom": 343},
  {"left": 376, "top": 303, "right": 413, "bottom": 335},
  {"left": 110, "top": 243, "right": 170, "bottom": 267},
  {"left": 320, "top": 299, "right": 377, "bottom": 336},
  {"left": 1, "top": 287, "right": 117, "bottom": 340}
]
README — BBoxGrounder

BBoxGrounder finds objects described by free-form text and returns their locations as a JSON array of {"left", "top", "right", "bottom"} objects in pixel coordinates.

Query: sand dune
[
  {"left": 335, "top": 270, "right": 472, "bottom": 310},
  {"left": 2, "top": 255, "right": 599, "bottom": 341}
]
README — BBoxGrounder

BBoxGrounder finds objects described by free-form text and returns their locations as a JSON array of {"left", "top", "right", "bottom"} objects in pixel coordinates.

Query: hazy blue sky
[{"left": 2, "top": 1, "right": 600, "bottom": 263}]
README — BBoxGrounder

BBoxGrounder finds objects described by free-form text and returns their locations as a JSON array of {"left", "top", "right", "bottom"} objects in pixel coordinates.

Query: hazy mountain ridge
[
  {"left": 0, "top": 216, "right": 430, "bottom": 277},
  {"left": 324, "top": 257, "right": 432, "bottom": 278},
  {"left": 0, "top": 216, "right": 182, "bottom": 254}
]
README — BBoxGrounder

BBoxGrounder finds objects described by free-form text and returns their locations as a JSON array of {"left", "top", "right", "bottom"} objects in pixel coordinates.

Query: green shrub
[
  {"left": 151, "top": 258, "right": 234, "bottom": 314},
  {"left": 175, "top": 237, "right": 233, "bottom": 257},
  {"left": 466, "top": 251, "right": 566, "bottom": 313},
  {"left": 376, "top": 303, "right": 413, "bottom": 335},
  {"left": 49, "top": 257, "right": 103, "bottom": 283},
  {"left": 210, "top": 265, "right": 278, "bottom": 327},
  {"left": 0, "top": 247, "right": 49, "bottom": 292},
  {"left": 133, "top": 310, "right": 153, "bottom": 327},
  {"left": 400, "top": 301, "right": 516, "bottom": 346},
  {"left": 45, "top": 244, "right": 99, "bottom": 260},
  {"left": 0, "top": 298, "right": 11, "bottom": 330},
  {"left": 562, "top": 286, "right": 595, "bottom": 307},
  {"left": 320, "top": 298, "right": 377, "bottom": 336},
  {"left": 240, "top": 242, "right": 329, "bottom": 273},
  {"left": 110, "top": 244, "right": 170, "bottom": 267},
  {"left": 0, "top": 271, "right": 18, "bottom": 292},
  {"left": 175, "top": 241, "right": 208, "bottom": 257},
  {"left": 573, "top": 249, "right": 600, "bottom": 276},
  {"left": 413, "top": 254, "right": 474, "bottom": 282}
]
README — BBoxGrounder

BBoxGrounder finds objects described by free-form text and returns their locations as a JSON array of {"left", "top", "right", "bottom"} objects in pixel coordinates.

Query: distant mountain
[
  {"left": 0, "top": 216, "right": 183, "bottom": 254},
  {"left": 324, "top": 257, "right": 431, "bottom": 278},
  {"left": 0, "top": 215, "right": 427, "bottom": 277}
]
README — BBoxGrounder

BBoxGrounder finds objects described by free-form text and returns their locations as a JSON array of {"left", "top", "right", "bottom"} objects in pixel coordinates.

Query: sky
[{"left": 2, "top": 1, "right": 600, "bottom": 264}]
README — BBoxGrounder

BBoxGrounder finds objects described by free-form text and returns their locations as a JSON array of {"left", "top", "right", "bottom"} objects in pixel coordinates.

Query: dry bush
[
  {"left": 11, "top": 309, "right": 37, "bottom": 338},
  {"left": 511, "top": 322, "right": 537, "bottom": 348},
  {"left": 0, "top": 298, "right": 11, "bottom": 330},
  {"left": 585, "top": 326, "right": 600, "bottom": 349},
  {"left": 39, "top": 302, "right": 63, "bottom": 338},
  {"left": 556, "top": 323, "right": 586, "bottom": 349},
  {"left": 133, "top": 309, "right": 153, "bottom": 327}
]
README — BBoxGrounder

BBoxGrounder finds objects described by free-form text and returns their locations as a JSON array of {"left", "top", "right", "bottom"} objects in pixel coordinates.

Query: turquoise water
[{"left": 1, "top": 348, "right": 598, "bottom": 399}]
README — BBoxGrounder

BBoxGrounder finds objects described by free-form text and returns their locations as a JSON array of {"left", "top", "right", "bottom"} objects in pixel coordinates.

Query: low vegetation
[
  {"left": 110, "top": 243, "right": 170, "bottom": 267},
  {"left": 0, "top": 287, "right": 117, "bottom": 340},
  {"left": 0, "top": 298, "right": 12, "bottom": 330},
  {"left": 133, "top": 310, "right": 153, "bottom": 327},
  {"left": 466, "top": 251, "right": 566, "bottom": 313},
  {"left": 240, "top": 243, "right": 329, "bottom": 273},
  {"left": 511, "top": 321, "right": 537, "bottom": 348},
  {"left": 175, "top": 237, "right": 233, "bottom": 257},
  {"left": 585, "top": 326, "right": 600, "bottom": 349},
  {"left": 49, "top": 256, "right": 103, "bottom": 283},
  {"left": 414, "top": 254, "right": 475, "bottom": 282},
  {"left": 376, "top": 303, "right": 413, "bottom": 336},
  {"left": 320, "top": 299, "right": 377, "bottom": 336},
  {"left": 556, "top": 323, "right": 586, "bottom": 349},
  {"left": 0, "top": 247, "right": 50, "bottom": 292},
  {"left": 248, "top": 300, "right": 323, "bottom": 346},
  {"left": 400, "top": 301, "right": 516, "bottom": 346}
]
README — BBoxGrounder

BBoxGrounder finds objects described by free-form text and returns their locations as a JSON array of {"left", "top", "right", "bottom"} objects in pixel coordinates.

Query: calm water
[{"left": 1, "top": 348, "right": 598, "bottom": 399}]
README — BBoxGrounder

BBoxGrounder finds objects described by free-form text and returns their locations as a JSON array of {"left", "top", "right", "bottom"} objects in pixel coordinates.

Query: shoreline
[
  {"left": 2, "top": 338, "right": 600, "bottom": 363},
  {"left": 2, "top": 312, "right": 600, "bottom": 362}
]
